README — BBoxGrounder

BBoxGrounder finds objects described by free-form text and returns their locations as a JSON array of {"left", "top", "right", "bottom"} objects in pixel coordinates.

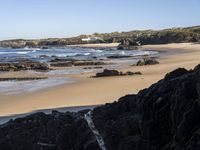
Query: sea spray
[{"left": 84, "top": 111, "right": 107, "bottom": 150}]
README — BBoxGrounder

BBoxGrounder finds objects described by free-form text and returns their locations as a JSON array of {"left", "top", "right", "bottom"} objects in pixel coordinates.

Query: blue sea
[
  {"left": 0, "top": 47, "right": 158, "bottom": 94},
  {"left": 0, "top": 47, "right": 158, "bottom": 63}
]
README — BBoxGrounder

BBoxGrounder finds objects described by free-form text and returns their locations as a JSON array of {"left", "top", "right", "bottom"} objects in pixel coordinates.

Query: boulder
[
  {"left": 136, "top": 58, "right": 159, "bottom": 66},
  {"left": 117, "top": 38, "right": 139, "bottom": 50},
  {"left": 93, "top": 69, "right": 142, "bottom": 77}
]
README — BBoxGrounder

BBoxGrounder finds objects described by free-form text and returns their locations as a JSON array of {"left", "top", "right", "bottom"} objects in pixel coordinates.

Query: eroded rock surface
[
  {"left": 92, "top": 66, "right": 200, "bottom": 150},
  {"left": 1, "top": 65, "right": 200, "bottom": 150},
  {"left": 0, "top": 111, "right": 100, "bottom": 150}
]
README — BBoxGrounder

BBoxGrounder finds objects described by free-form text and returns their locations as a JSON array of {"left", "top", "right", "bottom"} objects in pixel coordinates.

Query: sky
[{"left": 0, "top": 0, "right": 200, "bottom": 40}]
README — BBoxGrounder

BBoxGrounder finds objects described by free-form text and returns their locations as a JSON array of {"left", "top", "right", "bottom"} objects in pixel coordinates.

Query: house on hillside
[{"left": 81, "top": 37, "right": 102, "bottom": 42}]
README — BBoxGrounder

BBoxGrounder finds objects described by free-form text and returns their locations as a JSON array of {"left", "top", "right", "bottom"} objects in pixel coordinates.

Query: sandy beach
[{"left": 0, "top": 43, "right": 200, "bottom": 116}]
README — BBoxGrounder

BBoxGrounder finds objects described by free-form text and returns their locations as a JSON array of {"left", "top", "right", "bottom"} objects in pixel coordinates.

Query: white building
[{"left": 81, "top": 37, "right": 101, "bottom": 42}]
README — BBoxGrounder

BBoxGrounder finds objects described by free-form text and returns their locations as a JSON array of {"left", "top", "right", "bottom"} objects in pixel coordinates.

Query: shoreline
[
  {"left": 0, "top": 43, "right": 200, "bottom": 116},
  {"left": 0, "top": 105, "right": 98, "bottom": 124}
]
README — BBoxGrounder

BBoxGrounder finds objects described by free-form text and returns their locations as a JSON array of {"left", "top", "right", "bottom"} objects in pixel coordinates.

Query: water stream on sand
[{"left": 84, "top": 111, "right": 106, "bottom": 150}]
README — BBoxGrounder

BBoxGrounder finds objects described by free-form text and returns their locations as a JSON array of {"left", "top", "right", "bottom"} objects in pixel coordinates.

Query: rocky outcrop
[
  {"left": 107, "top": 55, "right": 132, "bottom": 59},
  {"left": 117, "top": 38, "right": 139, "bottom": 50},
  {"left": 136, "top": 58, "right": 159, "bottom": 66},
  {"left": 0, "top": 111, "right": 100, "bottom": 150},
  {"left": 0, "top": 77, "right": 47, "bottom": 81},
  {"left": 0, "top": 37, "right": 85, "bottom": 48},
  {"left": 92, "top": 65, "right": 200, "bottom": 150},
  {"left": 92, "top": 69, "right": 142, "bottom": 77},
  {"left": 1, "top": 65, "right": 200, "bottom": 150},
  {"left": 1, "top": 26, "right": 199, "bottom": 48},
  {"left": 73, "top": 61, "right": 106, "bottom": 66},
  {"left": 83, "top": 66, "right": 103, "bottom": 70},
  {"left": 50, "top": 59, "right": 107, "bottom": 67},
  {"left": 0, "top": 61, "right": 50, "bottom": 72}
]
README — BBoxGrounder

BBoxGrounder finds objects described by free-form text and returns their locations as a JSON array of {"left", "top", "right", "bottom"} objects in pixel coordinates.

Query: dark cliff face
[
  {"left": 92, "top": 65, "right": 200, "bottom": 150},
  {"left": 0, "top": 111, "right": 100, "bottom": 150},
  {"left": 1, "top": 65, "right": 200, "bottom": 150}
]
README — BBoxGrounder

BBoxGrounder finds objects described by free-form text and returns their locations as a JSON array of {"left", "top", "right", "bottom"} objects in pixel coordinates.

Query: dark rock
[
  {"left": 92, "top": 69, "right": 142, "bottom": 77},
  {"left": 136, "top": 58, "right": 159, "bottom": 66},
  {"left": 2, "top": 64, "right": 200, "bottom": 149},
  {"left": 83, "top": 66, "right": 103, "bottom": 69},
  {"left": 0, "top": 77, "right": 47, "bottom": 81},
  {"left": 124, "top": 71, "right": 142, "bottom": 76},
  {"left": 0, "top": 61, "right": 50, "bottom": 72},
  {"left": 73, "top": 61, "right": 106, "bottom": 66},
  {"left": 107, "top": 55, "right": 132, "bottom": 59},
  {"left": 50, "top": 62, "right": 73, "bottom": 67},
  {"left": 50, "top": 59, "right": 107, "bottom": 67},
  {"left": 50, "top": 58, "right": 75, "bottom": 63},
  {"left": 117, "top": 38, "right": 140, "bottom": 50},
  {"left": 92, "top": 64, "right": 200, "bottom": 150},
  {"left": 0, "top": 112, "right": 101, "bottom": 150},
  {"left": 164, "top": 68, "right": 188, "bottom": 80},
  {"left": 95, "top": 69, "right": 119, "bottom": 77}
]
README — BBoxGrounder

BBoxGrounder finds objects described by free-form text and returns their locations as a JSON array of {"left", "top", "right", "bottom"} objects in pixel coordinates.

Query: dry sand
[{"left": 0, "top": 43, "right": 200, "bottom": 116}]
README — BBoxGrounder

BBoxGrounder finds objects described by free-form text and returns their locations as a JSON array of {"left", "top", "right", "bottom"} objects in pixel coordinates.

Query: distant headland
[{"left": 0, "top": 25, "right": 199, "bottom": 49}]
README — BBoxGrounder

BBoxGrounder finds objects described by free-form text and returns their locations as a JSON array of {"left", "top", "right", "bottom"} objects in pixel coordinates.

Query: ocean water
[
  {"left": 0, "top": 47, "right": 158, "bottom": 94},
  {"left": 0, "top": 47, "right": 158, "bottom": 63}
]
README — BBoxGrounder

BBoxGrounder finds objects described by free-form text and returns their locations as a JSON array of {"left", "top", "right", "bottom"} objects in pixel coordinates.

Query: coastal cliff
[
  {"left": 0, "top": 26, "right": 199, "bottom": 49},
  {"left": 1, "top": 65, "right": 200, "bottom": 149}
]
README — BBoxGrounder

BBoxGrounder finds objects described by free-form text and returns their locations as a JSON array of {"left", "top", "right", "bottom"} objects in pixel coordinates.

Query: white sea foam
[
  {"left": 0, "top": 51, "right": 28, "bottom": 55},
  {"left": 84, "top": 52, "right": 91, "bottom": 56},
  {"left": 0, "top": 77, "right": 73, "bottom": 95}
]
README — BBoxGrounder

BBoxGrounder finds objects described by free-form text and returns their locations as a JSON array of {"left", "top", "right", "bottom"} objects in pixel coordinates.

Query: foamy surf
[{"left": 0, "top": 77, "right": 73, "bottom": 95}]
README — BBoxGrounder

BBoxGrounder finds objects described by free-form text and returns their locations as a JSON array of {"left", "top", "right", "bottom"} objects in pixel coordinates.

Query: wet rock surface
[
  {"left": 107, "top": 55, "right": 132, "bottom": 59},
  {"left": 92, "top": 69, "right": 142, "bottom": 77},
  {"left": 50, "top": 58, "right": 107, "bottom": 67},
  {"left": 136, "top": 58, "right": 159, "bottom": 66},
  {"left": 83, "top": 66, "right": 103, "bottom": 70},
  {"left": 0, "top": 61, "right": 50, "bottom": 72},
  {"left": 0, "top": 77, "right": 47, "bottom": 81}
]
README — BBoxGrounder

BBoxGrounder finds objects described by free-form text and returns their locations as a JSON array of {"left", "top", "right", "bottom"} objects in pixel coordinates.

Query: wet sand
[{"left": 0, "top": 43, "right": 200, "bottom": 116}]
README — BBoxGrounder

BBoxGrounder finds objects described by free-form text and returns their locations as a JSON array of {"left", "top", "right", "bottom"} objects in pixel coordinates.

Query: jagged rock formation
[
  {"left": 92, "top": 65, "right": 200, "bottom": 150},
  {"left": 1, "top": 65, "right": 200, "bottom": 150},
  {"left": 0, "top": 111, "right": 101, "bottom": 150}
]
